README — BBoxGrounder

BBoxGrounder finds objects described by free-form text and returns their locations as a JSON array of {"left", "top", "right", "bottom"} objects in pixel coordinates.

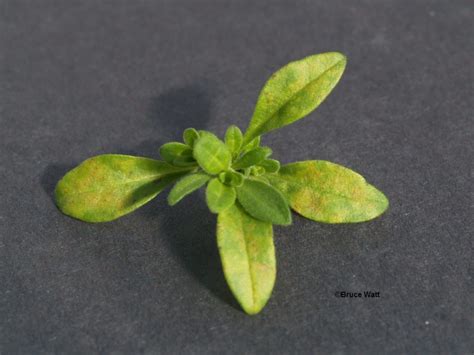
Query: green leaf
[
  {"left": 250, "top": 175, "right": 270, "bottom": 184},
  {"left": 236, "top": 178, "right": 292, "bottom": 225},
  {"left": 243, "top": 52, "right": 347, "bottom": 144},
  {"left": 218, "top": 171, "right": 244, "bottom": 187},
  {"left": 160, "top": 142, "right": 193, "bottom": 164},
  {"left": 183, "top": 128, "right": 200, "bottom": 147},
  {"left": 167, "top": 172, "right": 210, "bottom": 206},
  {"left": 217, "top": 203, "right": 275, "bottom": 315},
  {"left": 233, "top": 147, "right": 272, "bottom": 170},
  {"left": 241, "top": 136, "right": 261, "bottom": 154},
  {"left": 266, "top": 160, "right": 389, "bottom": 223},
  {"left": 55, "top": 154, "right": 189, "bottom": 222},
  {"left": 249, "top": 166, "right": 266, "bottom": 176},
  {"left": 258, "top": 159, "right": 280, "bottom": 173},
  {"left": 225, "top": 125, "right": 243, "bottom": 157},
  {"left": 172, "top": 155, "right": 197, "bottom": 167},
  {"left": 193, "top": 132, "right": 232, "bottom": 174},
  {"left": 206, "top": 178, "right": 236, "bottom": 213}
]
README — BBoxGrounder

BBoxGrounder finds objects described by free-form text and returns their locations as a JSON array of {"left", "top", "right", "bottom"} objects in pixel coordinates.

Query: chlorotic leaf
[
  {"left": 225, "top": 125, "right": 243, "bottom": 157},
  {"left": 266, "top": 160, "right": 389, "bottom": 223},
  {"left": 243, "top": 52, "right": 347, "bottom": 144},
  {"left": 167, "top": 172, "right": 210, "bottom": 206},
  {"left": 258, "top": 159, "right": 280, "bottom": 173},
  {"left": 233, "top": 147, "right": 272, "bottom": 170},
  {"left": 55, "top": 155, "right": 190, "bottom": 222},
  {"left": 236, "top": 178, "right": 291, "bottom": 225},
  {"left": 206, "top": 178, "right": 236, "bottom": 213},
  {"left": 160, "top": 142, "right": 193, "bottom": 164},
  {"left": 193, "top": 132, "right": 232, "bottom": 174},
  {"left": 183, "top": 128, "right": 200, "bottom": 147},
  {"left": 217, "top": 203, "right": 275, "bottom": 315}
]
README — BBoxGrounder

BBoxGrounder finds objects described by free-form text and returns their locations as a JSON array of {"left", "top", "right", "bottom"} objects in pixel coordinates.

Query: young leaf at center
[
  {"left": 167, "top": 172, "right": 210, "bottom": 206},
  {"left": 193, "top": 132, "right": 232, "bottom": 174},
  {"left": 232, "top": 147, "right": 272, "bottom": 170},
  {"left": 236, "top": 178, "right": 292, "bottom": 225},
  {"left": 206, "top": 178, "right": 236, "bottom": 213}
]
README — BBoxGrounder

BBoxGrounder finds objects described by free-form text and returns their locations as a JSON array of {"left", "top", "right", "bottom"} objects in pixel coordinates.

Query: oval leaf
[
  {"left": 55, "top": 155, "right": 189, "bottom": 222},
  {"left": 167, "top": 172, "right": 210, "bottom": 206},
  {"left": 236, "top": 179, "right": 292, "bottom": 225},
  {"left": 218, "top": 171, "right": 244, "bottom": 187},
  {"left": 266, "top": 160, "right": 389, "bottom": 223},
  {"left": 233, "top": 147, "right": 272, "bottom": 170},
  {"left": 241, "top": 136, "right": 261, "bottom": 154},
  {"left": 206, "top": 178, "right": 236, "bottom": 213},
  {"left": 193, "top": 132, "right": 232, "bottom": 174},
  {"left": 225, "top": 125, "right": 243, "bottom": 157},
  {"left": 183, "top": 128, "right": 200, "bottom": 147},
  {"left": 243, "top": 52, "right": 347, "bottom": 144},
  {"left": 217, "top": 203, "right": 275, "bottom": 315},
  {"left": 160, "top": 142, "right": 193, "bottom": 164},
  {"left": 258, "top": 159, "right": 280, "bottom": 173}
]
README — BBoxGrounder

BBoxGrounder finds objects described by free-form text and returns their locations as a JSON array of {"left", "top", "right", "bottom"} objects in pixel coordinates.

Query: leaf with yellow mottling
[
  {"left": 243, "top": 52, "right": 346, "bottom": 144},
  {"left": 55, "top": 155, "right": 191, "bottom": 222},
  {"left": 266, "top": 160, "right": 388, "bottom": 223},
  {"left": 217, "top": 203, "right": 275, "bottom": 315}
]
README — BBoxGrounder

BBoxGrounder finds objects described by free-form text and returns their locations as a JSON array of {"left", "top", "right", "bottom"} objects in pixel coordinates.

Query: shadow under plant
[{"left": 42, "top": 84, "right": 238, "bottom": 309}]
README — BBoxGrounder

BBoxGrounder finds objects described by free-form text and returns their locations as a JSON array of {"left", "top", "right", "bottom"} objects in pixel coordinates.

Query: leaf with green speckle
[
  {"left": 266, "top": 160, "right": 389, "bottom": 223},
  {"left": 206, "top": 178, "right": 236, "bottom": 213},
  {"left": 193, "top": 132, "right": 232, "bottom": 174},
  {"left": 236, "top": 178, "right": 291, "bottom": 225},
  {"left": 55, "top": 155, "right": 190, "bottom": 222},
  {"left": 167, "top": 172, "right": 210, "bottom": 206},
  {"left": 243, "top": 52, "right": 346, "bottom": 144},
  {"left": 217, "top": 203, "right": 275, "bottom": 315}
]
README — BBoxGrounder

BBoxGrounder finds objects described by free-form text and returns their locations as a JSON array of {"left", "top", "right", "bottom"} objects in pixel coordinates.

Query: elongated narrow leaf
[
  {"left": 225, "top": 125, "right": 243, "bottom": 157},
  {"left": 183, "top": 128, "right": 200, "bottom": 147},
  {"left": 55, "top": 155, "right": 189, "bottom": 222},
  {"left": 266, "top": 160, "right": 389, "bottom": 223},
  {"left": 232, "top": 147, "right": 272, "bottom": 170},
  {"left": 167, "top": 172, "right": 210, "bottom": 206},
  {"left": 206, "top": 178, "right": 236, "bottom": 213},
  {"left": 160, "top": 142, "right": 193, "bottom": 164},
  {"left": 243, "top": 52, "right": 347, "bottom": 144},
  {"left": 193, "top": 132, "right": 232, "bottom": 174},
  {"left": 217, "top": 203, "right": 275, "bottom": 315},
  {"left": 236, "top": 179, "right": 291, "bottom": 225}
]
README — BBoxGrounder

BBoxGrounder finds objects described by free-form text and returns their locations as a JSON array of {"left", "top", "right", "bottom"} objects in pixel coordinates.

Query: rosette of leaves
[{"left": 55, "top": 52, "right": 388, "bottom": 315}]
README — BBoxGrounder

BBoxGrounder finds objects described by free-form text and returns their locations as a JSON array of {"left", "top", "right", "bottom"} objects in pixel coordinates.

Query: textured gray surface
[{"left": 1, "top": 1, "right": 473, "bottom": 354}]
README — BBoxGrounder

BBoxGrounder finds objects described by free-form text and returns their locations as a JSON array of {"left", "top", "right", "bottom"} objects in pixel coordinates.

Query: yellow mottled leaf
[{"left": 217, "top": 203, "right": 275, "bottom": 314}]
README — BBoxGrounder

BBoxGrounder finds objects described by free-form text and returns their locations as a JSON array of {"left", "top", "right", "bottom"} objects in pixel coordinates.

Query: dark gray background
[{"left": 1, "top": 0, "right": 472, "bottom": 354}]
